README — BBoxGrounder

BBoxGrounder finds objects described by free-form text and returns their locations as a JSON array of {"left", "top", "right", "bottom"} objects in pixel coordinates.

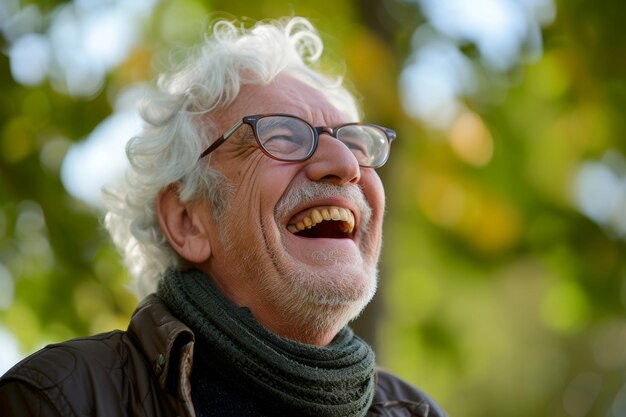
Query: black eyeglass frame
[{"left": 198, "top": 113, "right": 397, "bottom": 168}]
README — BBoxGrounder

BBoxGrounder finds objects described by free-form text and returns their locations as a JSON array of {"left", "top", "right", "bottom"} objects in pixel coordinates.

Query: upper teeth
[{"left": 287, "top": 206, "right": 355, "bottom": 234}]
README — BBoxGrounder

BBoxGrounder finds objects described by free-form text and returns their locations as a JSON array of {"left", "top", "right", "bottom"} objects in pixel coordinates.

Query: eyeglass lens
[
  {"left": 335, "top": 125, "right": 388, "bottom": 167},
  {"left": 256, "top": 116, "right": 316, "bottom": 161}
]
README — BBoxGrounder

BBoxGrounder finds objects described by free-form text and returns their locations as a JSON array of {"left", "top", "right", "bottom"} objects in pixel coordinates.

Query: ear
[{"left": 156, "top": 184, "right": 212, "bottom": 264}]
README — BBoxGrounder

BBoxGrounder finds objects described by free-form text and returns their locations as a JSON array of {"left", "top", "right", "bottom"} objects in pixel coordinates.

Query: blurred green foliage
[{"left": 1, "top": 0, "right": 626, "bottom": 416}]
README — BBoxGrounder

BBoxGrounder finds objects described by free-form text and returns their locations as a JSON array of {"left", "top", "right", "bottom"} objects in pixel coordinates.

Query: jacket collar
[
  {"left": 127, "top": 294, "right": 196, "bottom": 416},
  {"left": 126, "top": 295, "right": 439, "bottom": 417}
]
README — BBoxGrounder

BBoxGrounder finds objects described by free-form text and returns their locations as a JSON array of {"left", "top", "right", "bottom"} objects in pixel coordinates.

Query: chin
[{"left": 263, "top": 258, "right": 379, "bottom": 335}]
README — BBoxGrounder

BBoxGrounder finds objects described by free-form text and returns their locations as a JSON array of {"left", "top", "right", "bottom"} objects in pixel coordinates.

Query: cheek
[
  {"left": 226, "top": 163, "right": 301, "bottom": 244},
  {"left": 218, "top": 154, "right": 268, "bottom": 204},
  {"left": 360, "top": 171, "right": 385, "bottom": 220},
  {"left": 257, "top": 164, "right": 302, "bottom": 210}
]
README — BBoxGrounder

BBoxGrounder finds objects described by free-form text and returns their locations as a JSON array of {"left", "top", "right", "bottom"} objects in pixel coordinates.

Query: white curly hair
[{"left": 103, "top": 17, "right": 361, "bottom": 296}]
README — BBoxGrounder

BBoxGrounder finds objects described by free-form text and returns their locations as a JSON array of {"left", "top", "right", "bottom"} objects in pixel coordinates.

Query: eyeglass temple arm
[{"left": 198, "top": 119, "right": 245, "bottom": 160}]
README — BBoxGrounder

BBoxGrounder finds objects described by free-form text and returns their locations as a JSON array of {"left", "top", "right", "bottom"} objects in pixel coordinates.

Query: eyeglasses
[{"left": 198, "top": 113, "right": 396, "bottom": 168}]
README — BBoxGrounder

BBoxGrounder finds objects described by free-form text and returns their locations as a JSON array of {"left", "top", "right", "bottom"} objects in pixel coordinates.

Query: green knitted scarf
[{"left": 157, "top": 268, "right": 375, "bottom": 417}]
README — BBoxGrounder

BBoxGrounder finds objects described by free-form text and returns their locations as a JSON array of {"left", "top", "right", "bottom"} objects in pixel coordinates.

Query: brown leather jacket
[{"left": 0, "top": 296, "right": 447, "bottom": 417}]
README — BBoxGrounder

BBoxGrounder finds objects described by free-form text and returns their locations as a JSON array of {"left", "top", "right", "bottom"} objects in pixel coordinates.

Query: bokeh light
[{"left": 1, "top": 1, "right": 625, "bottom": 417}]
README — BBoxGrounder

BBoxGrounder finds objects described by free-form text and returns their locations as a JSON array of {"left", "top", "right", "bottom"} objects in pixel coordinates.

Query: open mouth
[{"left": 286, "top": 206, "right": 355, "bottom": 239}]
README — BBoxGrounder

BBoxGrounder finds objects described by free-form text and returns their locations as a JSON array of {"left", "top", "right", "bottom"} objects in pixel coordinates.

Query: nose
[{"left": 303, "top": 133, "right": 361, "bottom": 185}]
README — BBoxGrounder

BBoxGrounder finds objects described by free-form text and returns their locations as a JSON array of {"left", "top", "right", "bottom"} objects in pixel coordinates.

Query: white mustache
[{"left": 274, "top": 182, "right": 372, "bottom": 231}]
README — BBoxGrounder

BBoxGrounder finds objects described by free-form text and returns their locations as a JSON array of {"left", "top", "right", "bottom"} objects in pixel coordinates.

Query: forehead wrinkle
[
  {"left": 221, "top": 75, "right": 349, "bottom": 128},
  {"left": 313, "top": 107, "right": 351, "bottom": 128},
  {"left": 271, "top": 83, "right": 348, "bottom": 127}
]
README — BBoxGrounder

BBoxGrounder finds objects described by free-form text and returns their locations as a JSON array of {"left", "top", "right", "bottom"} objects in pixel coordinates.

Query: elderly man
[{"left": 0, "top": 17, "right": 446, "bottom": 417}]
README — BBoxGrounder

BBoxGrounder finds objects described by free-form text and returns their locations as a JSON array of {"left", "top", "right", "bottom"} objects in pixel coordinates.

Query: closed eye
[{"left": 262, "top": 130, "right": 304, "bottom": 154}]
